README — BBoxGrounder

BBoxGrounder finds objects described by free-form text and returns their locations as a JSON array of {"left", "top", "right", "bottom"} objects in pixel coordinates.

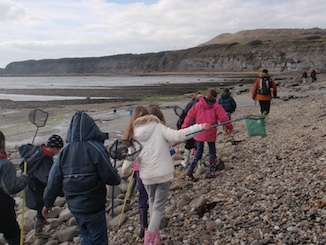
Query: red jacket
[
  {"left": 252, "top": 76, "right": 277, "bottom": 101},
  {"left": 182, "top": 97, "right": 231, "bottom": 142}
]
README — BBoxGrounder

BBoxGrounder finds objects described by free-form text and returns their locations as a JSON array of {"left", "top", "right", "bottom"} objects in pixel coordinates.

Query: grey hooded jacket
[
  {"left": 43, "top": 111, "right": 121, "bottom": 214},
  {"left": 0, "top": 150, "right": 28, "bottom": 196}
]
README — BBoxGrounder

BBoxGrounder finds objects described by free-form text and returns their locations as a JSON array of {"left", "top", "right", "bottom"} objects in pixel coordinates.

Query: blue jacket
[
  {"left": 19, "top": 144, "right": 53, "bottom": 210},
  {"left": 177, "top": 98, "right": 199, "bottom": 129},
  {"left": 43, "top": 111, "right": 121, "bottom": 214},
  {"left": 218, "top": 92, "right": 237, "bottom": 114},
  {"left": 0, "top": 149, "right": 28, "bottom": 196}
]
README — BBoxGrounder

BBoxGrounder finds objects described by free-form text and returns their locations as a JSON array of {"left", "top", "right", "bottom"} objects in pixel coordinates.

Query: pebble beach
[{"left": 0, "top": 74, "right": 325, "bottom": 244}]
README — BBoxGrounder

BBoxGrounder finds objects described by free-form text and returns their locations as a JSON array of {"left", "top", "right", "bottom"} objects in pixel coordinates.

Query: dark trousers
[
  {"left": 73, "top": 209, "right": 108, "bottom": 245},
  {"left": 0, "top": 190, "right": 20, "bottom": 245},
  {"left": 259, "top": 100, "right": 271, "bottom": 114},
  {"left": 135, "top": 171, "right": 148, "bottom": 209},
  {"left": 194, "top": 141, "right": 217, "bottom": 159}
]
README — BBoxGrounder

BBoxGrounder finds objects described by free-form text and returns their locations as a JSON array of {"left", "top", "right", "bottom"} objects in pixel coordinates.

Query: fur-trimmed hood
[
  {"left": 133, "top": 114, "right": 161, "bottom": 142},
  {"left": 134, "top": 114, "right": 160, "bottom": 127}
]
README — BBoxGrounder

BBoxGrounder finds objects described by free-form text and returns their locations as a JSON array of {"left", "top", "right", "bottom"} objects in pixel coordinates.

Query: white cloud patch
[{"left": 0, "top": 0, "right": 325, "bottom": 67}]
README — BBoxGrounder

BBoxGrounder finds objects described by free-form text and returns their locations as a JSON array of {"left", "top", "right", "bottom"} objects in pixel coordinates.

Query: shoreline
[{"left": 2, "top": 75, "right": 326, "bottom": 155}]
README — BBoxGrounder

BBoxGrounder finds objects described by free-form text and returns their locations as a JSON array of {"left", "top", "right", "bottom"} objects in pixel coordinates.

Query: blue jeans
[
  {"left": 73, "top": 209, "right": 108, "bottom": 245},
  {"left": 195, "top": 141, "right": 216, "bottom": 159},
  {"left": 145, "top": 181, "right": 171, "bottom": 231}
]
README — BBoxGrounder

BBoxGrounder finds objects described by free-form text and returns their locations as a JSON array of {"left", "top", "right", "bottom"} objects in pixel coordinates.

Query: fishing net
[
  {"left": 28, "top": 109, "right": 49, "bottom": 127},
  {"left": 173, "top": 105, "right": 184, "bottom": 117},
  {"left": 109, "top": 139, "right": 143, "bottom": 161},
  {"left": 245, "top": 115, "right": 266, "bottom": 137}
]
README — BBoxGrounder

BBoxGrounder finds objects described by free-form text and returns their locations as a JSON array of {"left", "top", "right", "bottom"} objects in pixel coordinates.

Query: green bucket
[{"left": 245, "top": 115, "right": 266, "bottom": 137}]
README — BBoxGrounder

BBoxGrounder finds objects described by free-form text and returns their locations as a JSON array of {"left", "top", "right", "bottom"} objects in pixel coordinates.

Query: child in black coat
[{"left": 218, "top": 88, "right": 237, "bottom": 119}]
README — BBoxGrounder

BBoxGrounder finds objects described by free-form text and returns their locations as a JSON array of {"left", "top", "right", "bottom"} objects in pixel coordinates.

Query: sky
[{"left": 0, "top": 0, "right": 325, "bottom": 68}]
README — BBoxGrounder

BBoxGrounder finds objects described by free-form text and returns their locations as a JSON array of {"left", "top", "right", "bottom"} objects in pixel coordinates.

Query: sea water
[{"left": 0, "top": 75, "right": 222, "bottom": 101}]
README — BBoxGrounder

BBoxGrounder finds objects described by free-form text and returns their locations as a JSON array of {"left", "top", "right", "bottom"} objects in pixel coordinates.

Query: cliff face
[{"left": 2, "top": 29, "right": 326, "bottom": 75}]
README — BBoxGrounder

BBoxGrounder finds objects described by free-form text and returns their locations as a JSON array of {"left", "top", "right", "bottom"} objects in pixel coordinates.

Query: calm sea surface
[
  {"left": 0, "top": 76, "right": 223, "bottom": 101},
  {"left": 0, "top": 76, "right": 223, "bottom": 89}
]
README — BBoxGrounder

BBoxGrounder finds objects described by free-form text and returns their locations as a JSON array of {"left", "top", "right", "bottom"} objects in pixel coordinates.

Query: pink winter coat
[{"left": 182, "top": 97, "right": 231, "bottom": 142}]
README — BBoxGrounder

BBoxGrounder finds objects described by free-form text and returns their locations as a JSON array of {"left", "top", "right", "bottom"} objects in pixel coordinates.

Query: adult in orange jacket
[{"left": 252, "top": 69, "right": 277, "bottom": 116}]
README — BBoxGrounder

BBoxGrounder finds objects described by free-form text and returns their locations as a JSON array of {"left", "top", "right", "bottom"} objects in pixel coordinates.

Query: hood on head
[
  {"left": 221, "top": 92, "right": 230, "bottom": 99},
  {"left": 66, "top": 111, "right": 109, "bottom": 143}
]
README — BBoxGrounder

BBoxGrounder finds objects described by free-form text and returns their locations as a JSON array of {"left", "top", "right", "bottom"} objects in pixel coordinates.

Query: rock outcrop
[{"left": 1, "top": 28, "right": 326, "bottom": 76}]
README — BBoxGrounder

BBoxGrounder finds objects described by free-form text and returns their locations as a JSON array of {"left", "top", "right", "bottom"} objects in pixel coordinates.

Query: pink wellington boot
[
  {"left": 154, "top": 230, "right": 160, "bottom": 245},
  {"left": 144, "top": 230, "right": 156, "bottom": 245}
]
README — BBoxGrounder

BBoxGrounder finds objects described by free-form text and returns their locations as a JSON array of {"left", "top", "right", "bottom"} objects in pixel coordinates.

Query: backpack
[{"left": 257, "top": 76, "right": 272, "bottom": 95}]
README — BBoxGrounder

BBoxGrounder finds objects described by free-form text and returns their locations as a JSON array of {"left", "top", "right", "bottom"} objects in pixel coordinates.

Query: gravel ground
[{"left": 1, "top": 75, "right": 325, "bottom": 244}]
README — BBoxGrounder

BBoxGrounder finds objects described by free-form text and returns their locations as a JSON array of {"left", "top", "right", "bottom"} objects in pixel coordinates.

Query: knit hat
[{"left": 47, "top": 134, "right": 64, "bottom": 148}]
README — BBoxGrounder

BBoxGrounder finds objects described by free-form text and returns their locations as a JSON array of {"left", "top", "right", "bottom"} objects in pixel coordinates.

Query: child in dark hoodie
[
  {"left": 42, "top": 111, "right": 121, "bottom": 244},
  {"left": 0, "top": 131, "right": 29, "bottom": 245},
  {"left": 218, "top": 88, "right": 237, "bottom": 119}
]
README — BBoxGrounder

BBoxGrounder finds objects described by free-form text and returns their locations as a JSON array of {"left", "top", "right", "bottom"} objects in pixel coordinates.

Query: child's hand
[
  {"left": 202, "top": 123, "right": 211, "bottom": 131},
  {"left": 226, "top": 124, "right": 233, "bottom": 133},
  {"left": 41, "top": 206, "right": 52, "bottom": 220}
]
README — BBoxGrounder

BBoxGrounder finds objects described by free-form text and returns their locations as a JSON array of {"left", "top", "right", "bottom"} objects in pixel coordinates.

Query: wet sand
[{"left": 1, "top": 75, "right": 325, "bottom": 159}]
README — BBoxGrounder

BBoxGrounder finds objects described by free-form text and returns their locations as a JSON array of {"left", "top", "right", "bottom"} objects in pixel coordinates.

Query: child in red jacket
[{"left": 182, "top": 88, "right": 233, "bottom": 179}]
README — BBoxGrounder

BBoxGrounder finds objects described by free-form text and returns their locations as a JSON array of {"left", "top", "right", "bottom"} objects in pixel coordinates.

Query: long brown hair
[
  {"left": 147, "top": 104, "right": 166, "bottom": 125},
  {"left": 123, "top": 106, "right": 149, "bottom": 144}
]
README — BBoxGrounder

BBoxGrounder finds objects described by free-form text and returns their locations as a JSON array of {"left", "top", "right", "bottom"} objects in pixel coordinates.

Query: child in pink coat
[{"left": 182, "top": 88, "right": 233, "bottom": 179}]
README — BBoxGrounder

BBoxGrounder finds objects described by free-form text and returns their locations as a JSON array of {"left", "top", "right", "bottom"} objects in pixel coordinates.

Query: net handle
[{"left": 185, "top": 115, "right": 264, "bottom": 136}]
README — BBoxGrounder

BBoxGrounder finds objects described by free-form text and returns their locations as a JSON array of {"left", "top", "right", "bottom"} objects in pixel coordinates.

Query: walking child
[
  {"left": 122, "top": 105, "right": 211, "bottom": 244},
  {"left": 218, "top": 88, "right": 237, "bottom": 119},
  {"left": 124, "top": 106, "right": 150, "bottom": 239},
  {"left": 0, "top": 131, "right": 29, "bottom": 245},
  {"left": 182, "top": 88, "right": 233, "bottom": 180},
  {"left": 176, "top": 92, "right": 203, "bottom": 168},
  {"left": 42, "top": 111, "right": 121, "bottom": 244},
  {"left": 19, "top": 135, "right": 63, "bottom": 238}
]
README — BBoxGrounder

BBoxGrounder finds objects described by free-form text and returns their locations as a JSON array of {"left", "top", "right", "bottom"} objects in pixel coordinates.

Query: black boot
[
  {"left": 139, "top": 208, "right": 148, "bottom": 238},
  {"left": 207, "top": 158, "right": 217, "bottom": 179},
  {"left": 215, "top": 159, "right": 225, "bottom": 171},
  {"left": 186, "top": 158, "right": 199, "bottom": 181}
]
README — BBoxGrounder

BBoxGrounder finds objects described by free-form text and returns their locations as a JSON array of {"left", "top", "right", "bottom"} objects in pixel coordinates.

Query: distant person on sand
[
  {"left": 176, "top": 92, "right": 203, "bottom": 168},
  {"left": 311, "top": 69, "right": 317, "bottom": 82},
  {"left": 252, "top": 69, "right": 277, "bottom": 116},
  {"left": 182, "top": 88, "right": 233, "bottom": 180},
  {"left": 122, "top": 105, "right": 210, "bottom": 244},
  {"left": 302, "top": 71, "right": 308, "bottom": 83},
  {"left": 42, "top": 111, "right": 121, "bottom": 244},
  {"left": 19, "top": 135, "right": 63, "bottom": 239},
  {"left": 218, "top": 88, "right": 237, "bottom": 120},
  {"left": 0, "top": 131, "right": 29, "bottom": 245}
]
